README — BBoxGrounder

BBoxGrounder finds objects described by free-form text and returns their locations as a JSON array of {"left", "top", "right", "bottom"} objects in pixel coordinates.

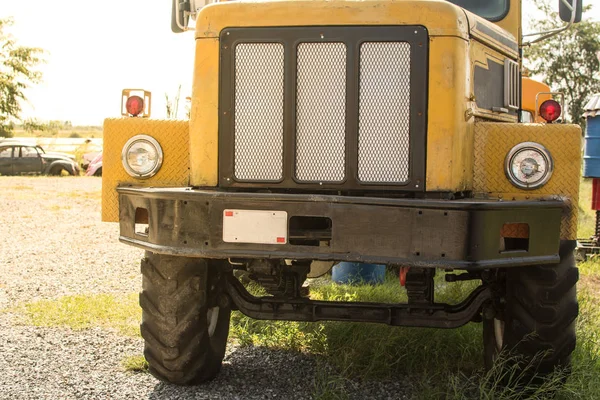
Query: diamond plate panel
[
  {"left": 102, "top": 118, "right": 190, "bottom": 222},
  {"left": 234, "top": 43, "right": 284, "bottom": 181},
  {"left": 295, "top": 42, "right": 347, "bottom": 182},
  {"left": 358, "top": 42, "right": 411, "bottom": 183},
  {"left": 473, "top": 122, "right": 582, "bottom": 239}
]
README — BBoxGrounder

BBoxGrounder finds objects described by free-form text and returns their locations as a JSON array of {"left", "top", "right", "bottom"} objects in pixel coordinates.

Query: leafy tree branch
[
  {"left": 524, "top": 0, "right": 600, "bottom": 126},
  {"left": 0, "top": 18, "right": 44, "bottom": 137}
]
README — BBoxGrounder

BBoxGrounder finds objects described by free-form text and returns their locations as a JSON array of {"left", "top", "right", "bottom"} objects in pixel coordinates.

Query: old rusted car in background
[{"left": 0, "top": 141, "right": 79, "bottom": 176}]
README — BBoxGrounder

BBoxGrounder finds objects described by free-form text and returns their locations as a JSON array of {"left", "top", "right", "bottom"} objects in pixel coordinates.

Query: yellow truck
[{"left": 103, "top": 0, "right": 583, "bottom": 386}]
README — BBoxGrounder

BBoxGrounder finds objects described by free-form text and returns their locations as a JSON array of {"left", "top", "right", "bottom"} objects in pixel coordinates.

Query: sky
[
  {"left": 2, "top": 0, "right": 599, "bottom": 126},
  {"left": 3, "top": 0, "right": 195, "bottom": 126}
]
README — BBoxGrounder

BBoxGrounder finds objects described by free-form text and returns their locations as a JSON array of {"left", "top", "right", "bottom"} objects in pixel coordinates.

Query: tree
[
  {"left": 22, "top": 117, "right": 46, "bottom": 133},
  {"left": 524, "top": 1, "right": 600, "bottom": 127},
  {"left": 0, "top": 18, "right": 44, "bottom": 137}
]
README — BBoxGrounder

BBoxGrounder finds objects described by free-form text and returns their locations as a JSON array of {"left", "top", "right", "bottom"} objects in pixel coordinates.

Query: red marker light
[
  {"left": 539, "top": 99, "right": 561, "bottom": 123},
  {"left": 126, "top": 95, "right": 144, "bottom": 117}
]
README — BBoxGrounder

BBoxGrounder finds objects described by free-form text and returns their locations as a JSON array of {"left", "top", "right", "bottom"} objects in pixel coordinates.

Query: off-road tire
[
  {"left": 140, "top": 252, "right": 231, "bottom": 385},
  {"left": 484, "top": 240, "right": 579, "bottom": 379}
]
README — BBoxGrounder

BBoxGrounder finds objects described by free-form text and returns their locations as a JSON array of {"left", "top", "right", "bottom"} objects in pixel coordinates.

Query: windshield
[{"left": 446, "top": 0, "right": 509, "bottom": 21}]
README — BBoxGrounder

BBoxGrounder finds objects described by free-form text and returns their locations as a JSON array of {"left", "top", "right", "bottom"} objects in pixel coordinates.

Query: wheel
[
  {"left": 50, "top": 165, "right": 73, "bottom": 176},
  {"left": 50, "top": 166, "right": 63, "bottom": 176},
  {"left": 140, "top": 252, "right": 231, "bottom": 385},
  {"left": 484, "top": 240, "right": 579, "bottom": 381}
]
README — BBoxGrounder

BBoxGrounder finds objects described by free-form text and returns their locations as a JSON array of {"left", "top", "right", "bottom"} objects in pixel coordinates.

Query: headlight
[
  {"left": 505, "top": 142, "right": 553, "bottom": 190},
  {"left": 121, "top": 135, "right": 163, "bottom": 178}
]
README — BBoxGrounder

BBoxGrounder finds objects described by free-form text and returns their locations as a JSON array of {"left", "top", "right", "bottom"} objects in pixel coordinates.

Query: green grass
[
  {"left": 121, "top": 354, "right": 149, "bottom": 372},
  {"left": 23, "top": 293, "right": 139, "bottom": 337},
  {"left": 231, "top": 275, "right": 483, "bottom": 382},
  {"left": 18, "top": 266, "right": 600, "bottom": 398},
  {"left": 578, "top": 178, "right": 595, "bottom": 238},
  {"left": 230, "top": 273, "right": 600, "bottom": 399}
]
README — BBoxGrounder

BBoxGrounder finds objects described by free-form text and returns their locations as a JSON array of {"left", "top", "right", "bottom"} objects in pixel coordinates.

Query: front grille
[
  {"left": 358, "top": 42, "right": 411, "bottom": 183},
  {"left": 234, "top": 43, "right": 285, "bottom": 181},
  {"left": 219, "top": 26, "right": 428, "bottom": 191},
  {"left": 296, "top": 42, "right": 347, "bottom": 182}
]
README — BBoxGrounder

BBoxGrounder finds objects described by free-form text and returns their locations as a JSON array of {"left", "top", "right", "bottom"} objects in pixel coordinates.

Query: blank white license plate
[{"left": 222, "top": 209, "right": 288, "bottom": 244}]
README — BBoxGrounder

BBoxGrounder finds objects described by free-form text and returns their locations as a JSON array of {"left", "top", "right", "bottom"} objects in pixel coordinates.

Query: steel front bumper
[{"left": 117, "top": 187, "right": 564, "bottom": 269}]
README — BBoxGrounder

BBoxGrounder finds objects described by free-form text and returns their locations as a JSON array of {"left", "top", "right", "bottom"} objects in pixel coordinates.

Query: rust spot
[{"left": 501, "top": 223, "right": 529, "bottom": 239}]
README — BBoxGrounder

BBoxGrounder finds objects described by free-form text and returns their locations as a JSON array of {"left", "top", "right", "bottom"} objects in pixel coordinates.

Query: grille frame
[{"left": 219, "top": 26, "right": 428, "bottom": 191}]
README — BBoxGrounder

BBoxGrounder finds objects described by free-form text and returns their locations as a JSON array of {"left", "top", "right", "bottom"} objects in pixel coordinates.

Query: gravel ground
[{"left": 0, "top": 177, "right": 411, "bottom": 400}]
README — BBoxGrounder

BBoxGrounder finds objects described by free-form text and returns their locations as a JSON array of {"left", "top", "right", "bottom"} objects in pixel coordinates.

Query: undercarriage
[{"left": 223, "top": 264, "right": 493, "bottom": 329}]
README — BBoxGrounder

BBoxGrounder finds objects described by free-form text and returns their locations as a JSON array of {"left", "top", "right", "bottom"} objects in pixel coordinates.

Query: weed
[
  {"left": 312, "top": 362, "right": 349, "bottom": 400},
  {"left": 121, "top": 355, "right": 148, "bottom": 372}
]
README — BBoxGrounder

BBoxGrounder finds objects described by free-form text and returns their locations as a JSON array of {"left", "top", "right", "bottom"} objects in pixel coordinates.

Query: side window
[
  {"left": 21, "top": 146, "right": 40, "bottom": 158},
  {"left": 0, "top": 147, "right": 12, "bottom": 158}
]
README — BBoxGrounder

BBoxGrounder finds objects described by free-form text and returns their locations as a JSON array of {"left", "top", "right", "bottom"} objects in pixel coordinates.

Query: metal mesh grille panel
[
  {"left": 234, "top": 43, "right": 284, "bottom": 181},
  {"left": 358, "top": 42, "right": 411, "bottom": 183},
  {"left": 295, "top": 43, "right": 347, "bottom": 182}
]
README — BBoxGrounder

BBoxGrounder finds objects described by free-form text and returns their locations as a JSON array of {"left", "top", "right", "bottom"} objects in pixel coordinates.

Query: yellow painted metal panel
[
  {"left": 469, "top": 41, "right": 518, "bottom": 123},
  {"left": 102, "top": 118, "right": 190, "bottom": 222},
  {"left": 426, "top": 36, "right": 473, "bottom": 191},
  {"left": 190, "top": 38, "right": 220, "bottom": 187},
  {"left": 522, "top": 77, "right": 551, "bottom": 117},
  {"left": 495, "top": 0, "right": 521, "bottom": 45},
  {"left": 464, "top": 11, "right": 519, "bottom": 58},
  {"left": 190, "top": 33, "right": 475, "bottom": 192},
  {"left": 473, "top": 122, "right": 582, "bottom": 239},
  {"left": 195, "top": 1, "right": 469, "bottom": 39}
]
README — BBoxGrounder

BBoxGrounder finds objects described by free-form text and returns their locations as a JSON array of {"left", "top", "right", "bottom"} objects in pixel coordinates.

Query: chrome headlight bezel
[
  {"left": 504, "top": 142, "right": 554, "bottom": 190},
  {"left": 121, "top": 134, "right": 164, "bottom": 179}
]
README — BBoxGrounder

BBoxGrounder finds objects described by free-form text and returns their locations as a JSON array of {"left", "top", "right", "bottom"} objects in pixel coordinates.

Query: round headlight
[
  {"left": 121, "top": 135, "right": 163, "bottom": 178},
  {"left": 505, "top": 142, "right": 553, "bottom": 190}
]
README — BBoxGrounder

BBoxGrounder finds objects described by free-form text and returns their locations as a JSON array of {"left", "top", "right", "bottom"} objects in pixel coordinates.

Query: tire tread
[{"left": 139, "top": 252, "right": 230, "bottom": 385}]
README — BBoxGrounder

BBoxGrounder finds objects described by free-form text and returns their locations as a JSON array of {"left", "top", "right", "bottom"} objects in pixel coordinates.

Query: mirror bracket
[{"left": 522, "top": 0, "right": 582, "bottom": 46}]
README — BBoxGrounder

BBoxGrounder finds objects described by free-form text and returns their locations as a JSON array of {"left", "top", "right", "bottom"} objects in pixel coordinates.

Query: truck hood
[
  {"left": 196, "top": 0, "right": 469, "bottom": 39},
  {"left": 196, "top": 0, "right": 518, "bottom": 58}
]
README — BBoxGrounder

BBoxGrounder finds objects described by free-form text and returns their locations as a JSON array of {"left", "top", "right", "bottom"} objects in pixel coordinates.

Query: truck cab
[{"left": 102, "top": 0, "right": 583, "bottom": 387}]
